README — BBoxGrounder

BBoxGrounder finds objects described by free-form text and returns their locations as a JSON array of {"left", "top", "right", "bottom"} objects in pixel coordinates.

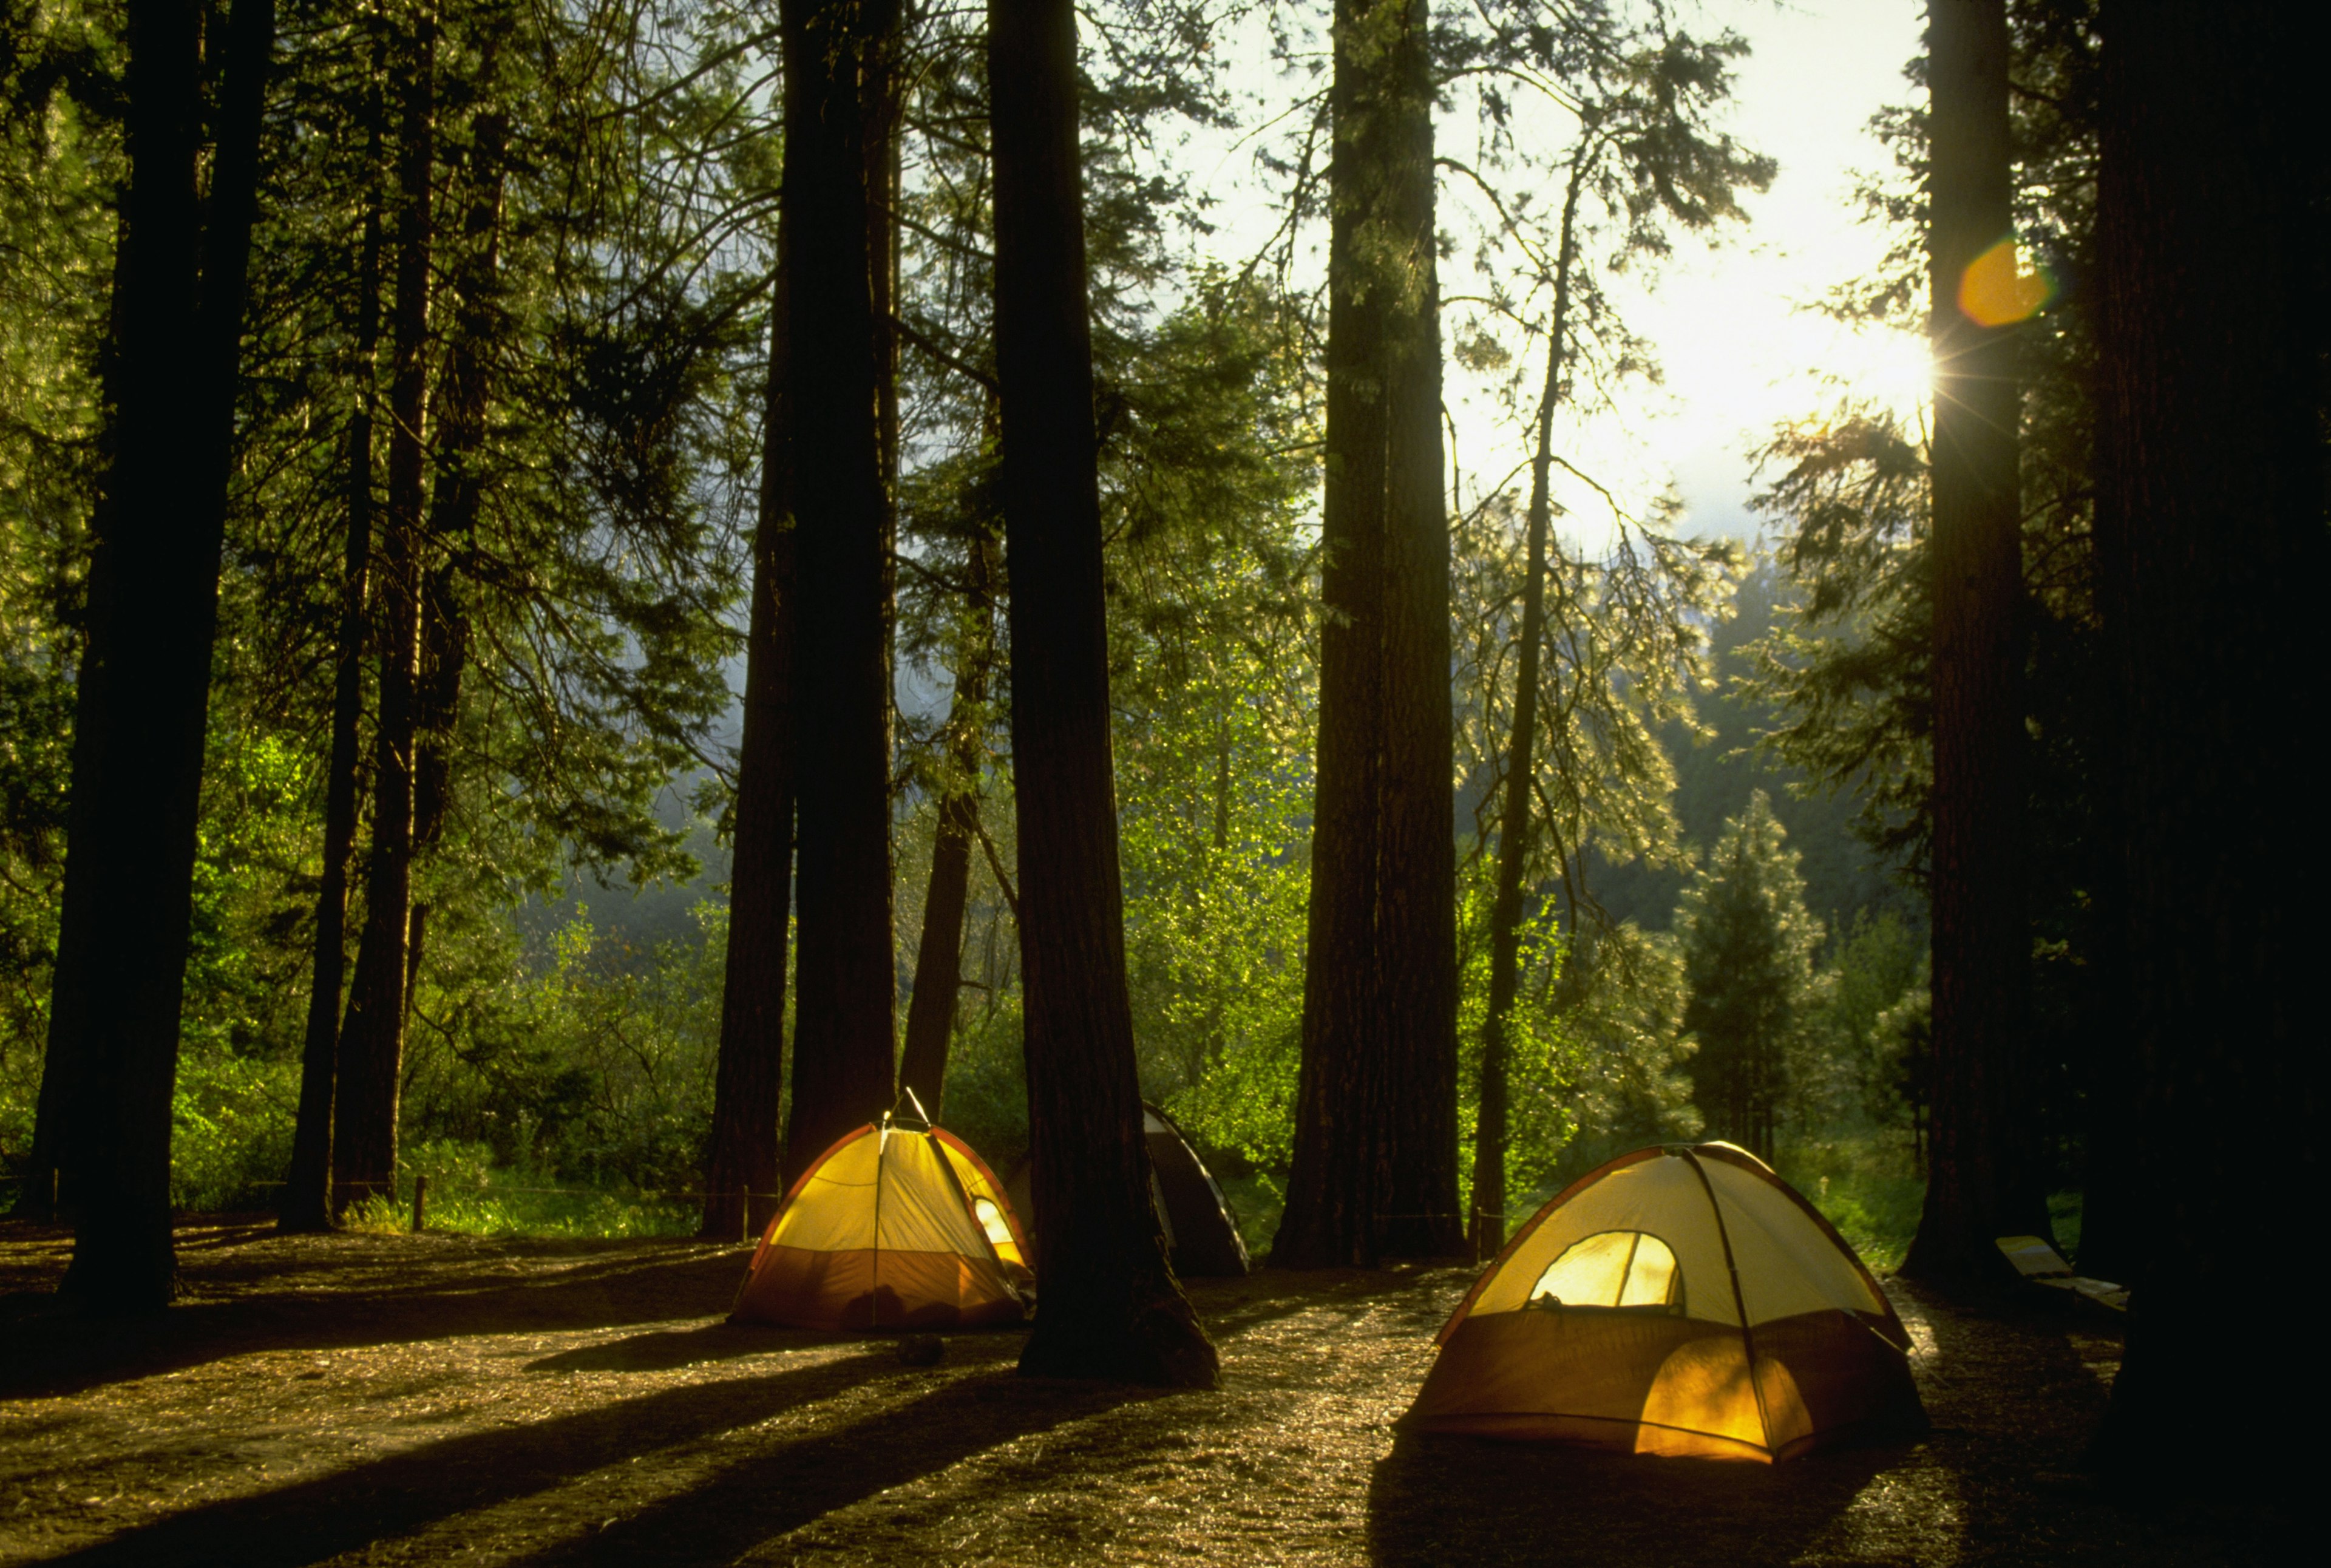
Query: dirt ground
[{"left": 0, "top": 1221, "right": 2269, "bottom": 1566}]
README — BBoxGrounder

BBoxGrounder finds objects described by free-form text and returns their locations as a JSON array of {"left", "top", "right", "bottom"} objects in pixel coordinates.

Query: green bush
[
  {"left": 171, "top": 1050, "right": 296, "bottom": 1211},
  {"left": 1774, "top": 1132, "right": 1924, "bottom": 1272}
]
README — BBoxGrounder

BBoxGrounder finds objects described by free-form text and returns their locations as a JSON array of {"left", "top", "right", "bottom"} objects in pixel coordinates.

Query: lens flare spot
[{"left": 1959, "top": 238, "right": 2055, "bottom": 327}]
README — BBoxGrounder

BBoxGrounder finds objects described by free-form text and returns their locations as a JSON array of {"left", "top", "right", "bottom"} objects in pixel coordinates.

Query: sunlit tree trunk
[
  {"left": 60, "top": 0, "right": 273, "bottom": 1306},
  {"left": 898, "top": 537, "right": 997, "bottom": 1120},
  {"left": 1902, "top": 0, "right": 2041, "bottom": 1288},
  {"left": 1373, "top": 0, "right": 1459, "bottom": 1261},
  {"left": 280, "top": 86, "right": 385, "bottom": 1231},
  {"left": 989, "top": 0, "right": 1215, "bottom": 1385},
  {"left": 703, "top": 222, "right": 797, "bottom": 1242},
  {"left": 334, "top": 12, "right": 435, "bottom": 1215},
  {"left": 1278, "top": 0, "right": 1457, "bottom": 1267},
  {"left": 779, "top": 0, "right": 901, "bottom": 1180},
  {"left": 410, "top": 96, "right": 503, "bottom": 863},
  {"left": 2089, "top": 0, "right": 2321, "bottom": 1486}
]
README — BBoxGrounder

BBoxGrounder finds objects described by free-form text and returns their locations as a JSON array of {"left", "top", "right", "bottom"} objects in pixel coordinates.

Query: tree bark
[
  {"left": 59, "top": 0, "right": 272, "bottom": 1306},
  {"left": 1277, "top": 0, "right": 1459, "bottom": 1268},
  {"left": 334, "top": 13, "right": 434, "bottom": 1215},
  {"left": 1372, "top": 0, "right": 1460, "bottom": 1262},
  {"left": 702, "top": 228, "right": 798, "bottom": 1243},
  {"left": 989, "top": 0, "right": 1215, "bottom": 1385},
  {"left": 2088, "top": 0, "right": 2322, "bottom": 1487},
  {"left": 1902, "top": 0, "right": 2041, "bottom": 1288},
  {"left": 779, "top": 0, "right": 901, "bottom": 1181},
  {"left": 410, "top": 99, "right": 502, "bottom": 864},
  {"left": 283, "top": 36, "right": 388, "bottom": 1234},
  {"left": 897, "top": 537, "right": 998, "bottom": 1120},
  {"left": 1469, "top": 164, "right": 1585, "bottom": 1260}
]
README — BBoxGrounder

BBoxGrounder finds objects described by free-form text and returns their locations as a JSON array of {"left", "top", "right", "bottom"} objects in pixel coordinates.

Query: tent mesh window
[{"left": 1528, "top": 1230, "right": 1683, "bottom": 1314}]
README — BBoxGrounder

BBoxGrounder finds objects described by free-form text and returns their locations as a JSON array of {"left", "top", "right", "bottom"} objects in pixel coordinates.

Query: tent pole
[
  {"left": 869, "top": 1119, "right": 884, "bottom": 1331},
  {"left": 1681, "top": 1147, "right": 1776, "bottom": 1457}
]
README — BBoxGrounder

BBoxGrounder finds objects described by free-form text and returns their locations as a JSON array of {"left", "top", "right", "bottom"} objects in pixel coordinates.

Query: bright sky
[{"left": 1170, "top": 0, "right": 1929, "bottom": 551}]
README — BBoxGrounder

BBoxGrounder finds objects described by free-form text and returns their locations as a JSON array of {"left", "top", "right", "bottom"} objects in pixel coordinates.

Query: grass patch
[
  {"left": 344, "top": 1186, "right": 697, "bottom": 1238},
  {"left": 336, "top": 1140, "right": 701, "bottom": 1238},
  {"left": 1774, "top": 1132, "right": 1924, "bottom": 1272}
]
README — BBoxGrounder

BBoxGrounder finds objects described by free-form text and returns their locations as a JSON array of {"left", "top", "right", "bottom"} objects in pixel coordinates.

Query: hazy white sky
[
  {"left": 1603, "top": 0, "right": 1927, "bottom": 541},
  {"left": 1167, "top": 0, "right": 1929, "bottom": 549}
]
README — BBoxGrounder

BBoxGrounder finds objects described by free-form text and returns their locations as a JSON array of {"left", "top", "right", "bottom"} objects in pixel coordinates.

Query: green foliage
[
  {"left": 337, "top": 1139, "right": 696, "bottom": 1238},
  {"left": 1534, "top": 921, "right": 1703, "bottom": 1188},
  {"left": 169, "top": 1050, "right": 299, "bottom": 1212},
  {"left": 399, "top": 899, "right": 725, "bottom": 1193},
  {"left": 1676, "top": 790, "right": 1826, "bottom": 1158},
  {"left": 1802, "top": 909, "right": 1924, "bottom": 1128},
  {"left": 1774, "top": 1133, "right": 1925, "bottom": 1273}
]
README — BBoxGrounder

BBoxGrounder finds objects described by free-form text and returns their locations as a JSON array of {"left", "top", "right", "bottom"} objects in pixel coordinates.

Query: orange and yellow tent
[
  {"left": 731, "top": 1110, "right": 1032, "bottom": 1331},
  {"left": 1403, "top": 1142, "right": 1924, "bottom": 1461}
]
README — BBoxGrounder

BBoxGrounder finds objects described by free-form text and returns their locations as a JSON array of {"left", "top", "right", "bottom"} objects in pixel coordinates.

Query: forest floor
[{"left": 0, "top": 1220, "right": 2274, "bottom": 1567}]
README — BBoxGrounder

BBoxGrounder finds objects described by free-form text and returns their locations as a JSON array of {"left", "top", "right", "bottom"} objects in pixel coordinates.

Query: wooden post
[
  {"left": 412, "top": 1174, "right": 428, "bottom": 1233},
  {"left": 739, "top": 1184, "right": 752, "bottom": 1244}
]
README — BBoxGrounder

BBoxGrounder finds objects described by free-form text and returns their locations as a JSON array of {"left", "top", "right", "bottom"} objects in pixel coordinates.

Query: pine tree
[
  {"left": 1675, "top": 792, "right": 1824, "bottom": 1161},
  {"left": 988, "top": 0, "right": 1214, "bottom": 1385}
]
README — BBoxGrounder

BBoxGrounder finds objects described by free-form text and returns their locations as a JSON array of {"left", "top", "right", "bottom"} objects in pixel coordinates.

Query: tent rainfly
[
  {"left": 730, "top": 1108, "right": 1032, "bottom": 1331},
  {"left": 1004, "top": 1103, "right": 1250, "bottom": 1277},
  {"left": 1403, "top": 1142, "right": 1925, "bottom": 1462}
]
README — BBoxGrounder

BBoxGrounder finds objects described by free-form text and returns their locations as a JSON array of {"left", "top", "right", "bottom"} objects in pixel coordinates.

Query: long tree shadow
[
  {"left": 1367, "top": 1433, "right": 1897, "bottom": 1566},
  {"left": 0, "top": 1239, "right": 752, "bottom": 1399},
  {"left": 513, "top": 1369, "right": 1158, "bottom": 1566},
  {"left": 1188, "top": 1266, "right": 1471, "bottom": 1343},
  {"left": 31, "top": 1346, "right": 905, "bottom": 1567},
  {"left": 525, "top": 1321, "right": 858, "bottom": 1373}
]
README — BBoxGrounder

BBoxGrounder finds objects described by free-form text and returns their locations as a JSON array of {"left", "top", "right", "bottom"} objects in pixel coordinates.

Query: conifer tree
[
  {"left": 1906, "top": 0, "right": 2044, "bottom": 1286},
  {"left": 2089, "top": 0, "right": 2322, "bottom": 1487},
  {"left": 989, "top": 0, "right": 1214, "bottom": 1385},
  {"left": 1675, "top": 792, "right": 1824, "bottom": 1161},
  {"left": 1277, "top": 0, "right": 1457, "bottom": 1270}
]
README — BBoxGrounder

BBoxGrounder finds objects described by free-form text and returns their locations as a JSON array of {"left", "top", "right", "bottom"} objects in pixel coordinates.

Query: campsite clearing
[{"left": 0, "top": 1223, "right": 2261, "bottom": 1566}]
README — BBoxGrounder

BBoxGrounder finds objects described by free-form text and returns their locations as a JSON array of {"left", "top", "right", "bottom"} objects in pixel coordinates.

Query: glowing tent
[
  {"left": 1403, "top": 1142, "right": 1924, "bottom": 1462},
  {"left": 731, "top": 1107, "right": 1033, "bottom": 1331}
]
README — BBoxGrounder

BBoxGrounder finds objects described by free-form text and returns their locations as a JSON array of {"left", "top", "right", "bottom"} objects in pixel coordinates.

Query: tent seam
[{"left": 1681, "top": 1146, "right": 1774, "bottom": 1459}]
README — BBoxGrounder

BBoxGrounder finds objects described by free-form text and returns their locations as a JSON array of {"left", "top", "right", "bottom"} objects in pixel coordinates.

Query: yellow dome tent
[
  {"left": 731, "top": 1105, "right": 1033, "bottom": 1331},
  {"left": 1403, "top": 1142, "right": 1924, "bottom": 1462}
]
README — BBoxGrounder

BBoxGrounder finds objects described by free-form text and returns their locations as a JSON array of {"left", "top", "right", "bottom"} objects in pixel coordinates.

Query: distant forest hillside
[{"left": 1588, "top": 557, "right": 1916, "bottom": 943}]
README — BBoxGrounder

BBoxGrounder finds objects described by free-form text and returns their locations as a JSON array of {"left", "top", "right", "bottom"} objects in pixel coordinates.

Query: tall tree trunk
[
  {"left": 779, "top": 0, "right": 900, "bottom": 1180},
  {"left": 282, "top": 36, "right": 388, "bottom": 1235},
  {"left": 1275, "top": 0, "right": 1398, "bottom": 1271},
  {"left": 1277, "top": 0, "right": 1458, "bottom": 1267},
  {"left": 702, "top": 227, "right": 798, "bottom": 1243},
  {"left": 60, "top": 0, "right": 273, "bottom": 1306},
  {"left": 897, "top": 536, "right": 997, "bottom": 1119},
  {"left": 1373, "top": 0, "right": 1460, "bottom": 1262},
  {"left": 1469, "top": 164, "right": 1586, "bottom": 1260},
  {"left": 2088, "top": 0, "right": 2321, "bottom": 1487},
  {"left": 2071, "top": 650, "right": 2138, "bottom": 1281},
  {"left": 334, "top": 13, "right": 434, "bottom": 1215},
  {"left": 411, "top": 101, "right": 504, "bottom": 857},
  {"left": 989, "top": 0, "right": 1215, "bottom": 1386},
  {"left": 1902, "top": 0, "right": 2040, "bottom": 1288}
]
